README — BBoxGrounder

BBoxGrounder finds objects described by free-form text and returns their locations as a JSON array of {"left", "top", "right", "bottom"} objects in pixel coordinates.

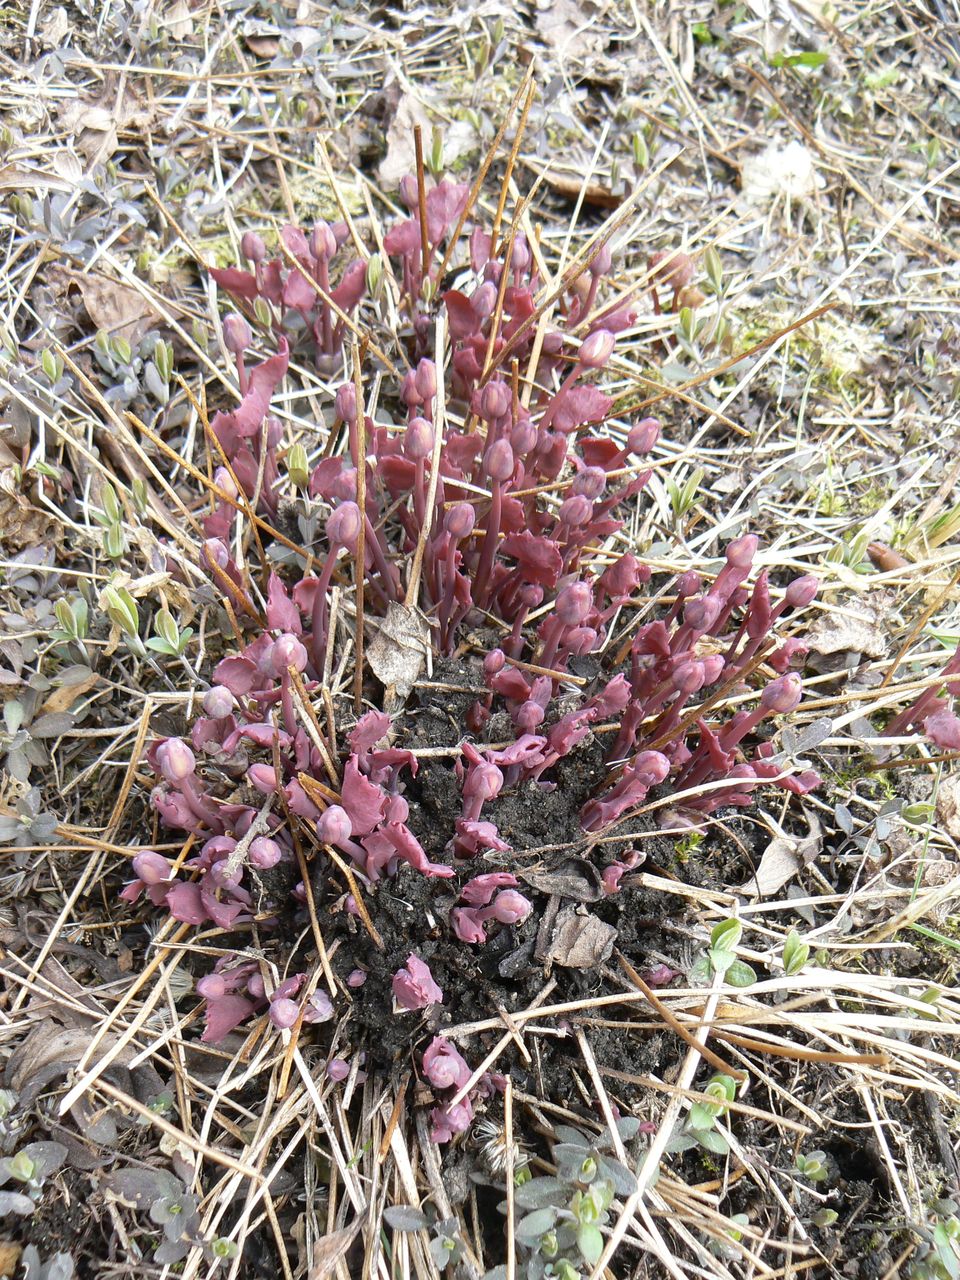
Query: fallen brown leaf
[{"left": 60, "top": 269, "right": 164, "bottom": 346}]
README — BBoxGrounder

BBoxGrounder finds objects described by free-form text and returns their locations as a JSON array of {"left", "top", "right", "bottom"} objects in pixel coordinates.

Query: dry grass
[{"left": 0, "top": 0, "right": 959, "bottom": 1277}]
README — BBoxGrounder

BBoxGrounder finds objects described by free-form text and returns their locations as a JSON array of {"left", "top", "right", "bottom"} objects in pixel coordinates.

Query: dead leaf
[
  {"left": 535, "top": 0, "right": 606, "bottom": 58},
  {"left": 41, "top": 668, "right": 98, "bottom": 716},
  {"left": 307, "top": 1221, "right": 362, "bottom": 1278},
  {"left": 61, "top": 269, "right": 164, "bottom": 346},
  {"left": 39, "top": 5, "right": 69, "bottom": 44},
  {"left": 543, "top": 908, "right": 617, "bottom": 968},
  {"left": 366, "top": 602, "right": 429, "bottom": 701},
  {"left": 804, "top": 597, "right": 889, "bottom": 661},
  {"left": 57, "top": 87, "right": 152, "bottom": 161},
  {"left": 867, "top": 542, "right": 910, "bottom": 572},
  {"left": 521, "top": 858, "right": 604, "bottom": 902},
  {"left": 0, "top": 1242, "right": 22, "bottom": 1277},
  {"left": 0, "top": 472, "right": 64, "bottom": 555},
  {"left": 522, "top": 160, "right": 621, "bottom": 209},
  {"left": 166, "top": 0, "right": 193, "bottom": 39},
  {"left": 740, "top": 813, "right": 822, "bottom": 898},
  {"left": 0, "top": 165, "right": 72, "bottom": 194},
  {"left": 378, "top": 91, "right": 433, "bottom": 190}
]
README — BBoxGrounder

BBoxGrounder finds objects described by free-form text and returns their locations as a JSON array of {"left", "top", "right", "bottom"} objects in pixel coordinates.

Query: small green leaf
[
  {"left": 783, "top": 929, "right": 810, "bottom": 976},
  {"left": 703, "top": 246, "right": 723, "bottom": 294},
  {"left": 155, "top": 610, "right": 180, "bottom": 650},
  {"left": 632, "top": 132, "right": 648, "bottom": 170},
  {"left": 784, "top": 50, "right": 829, "bottom": 68},
  {"left": 103, "top": 524, "right": 126, "bottom": 560},
  {"left": 111, "top": 336, "right": 133, "bottom": 366},
  {"left": 40, "top": 349, "right": 61, "bottom": 383},
  {"left": 577, "top": 1223, "right": 604, "bottom": 1266},
  {"left": 725, "top": 959, "right": 757, "bottom": 987},
  {"left": 711, "top": 919, "right": 742, "bottom": 952},
  {"left": 287, "top": 442, "right": 309, "bottom": 490}
]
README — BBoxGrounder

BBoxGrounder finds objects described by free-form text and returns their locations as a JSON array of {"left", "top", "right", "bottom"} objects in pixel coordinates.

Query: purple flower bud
[
  {"left": 213, "top": 466, "right": 239, "bottom": 500},
  {"left": 560, "top": 495, "right": 592, "bottom": 527},
  {"left": 269, "top": 997, "right": 300, "bottom": 1030},
  {"left": 579, "top": 329, "right": 615, "bottom": 368},
  {"left": 572, "top": 467, "right": 606, "bottom": 499},
  {"left": 401, "top": 370, "right": 422, "bottom": 407},
  {"left": 304, "top": 990, "right": 334, "bottom": 1023},
  {"left": 701, "top": 655, "right": 725, "bottom": 685},
  {"left": 555, "top": 581, "right": 593, "bottom": 627},
  {"left": 270, "top": 633, "right": 309, "bottom": 676},
  {"left": 196, "top": 974, "right": 226, "bottom": 1000},
  {"left": 248, "top": 763, "right": 279, "bottom": 795},
  {"left": 249, "top": 837, "right": 283, "bottom": 870},
  {"left": 473, "top": 281, "right": 497, "bottom": 317},
  {"left": 310, "top": 220, "right": 337, "bottom": 260},
  {"left": 627, "top": 417, "right": 660, "bottom": 455},
  {"left": 672, "top": 661, "right": 706, "bottom": 695},
  {"left": 480, "top": 381, "right": 511, "bottom": 421},
  {"left": 511, "top": 419, "right": 538, "bottom": 455},
  {"left": 516, "top": 700, "right": 545, "bottom": 733},
  {"left": 399, "top": 174, "right": 419, "bottom": 211},
  {"left": 460, "top": 872, "right": 519, "bottom": 906},
  {"left": 327, "top": 501, "right": 362, "bottom": 552},
  {"left": 488, "top": 889, "right": 532, "bottom": 925},
  {"left": 241, "top": 231, "right": 266, "bottom": 262},
  {"left": 203, "top": 685, "right": 236, "bottom": 719},
  {"left": 223, "top": 314, "right": 251, "bottom": 355},
  {"left": 327, "top": 1058, "right": 350, "bottom": 1081},
  {"left": 483, "top": 649, "right": 506, "bottom": 677},
  {"left": 404, "top": 416, "right": 434, "bottom": 460},
  {"left": 760, "top": 674, "right": 802, "bottom": 714},
  {"left": 726, "top": 534, "right": 758, "bottom": 569},
  {"left": 156, "top": 738, "right": 196, "bottom": 784},
  {"left": 785, "top": 575, "right": 818, "bottom": 609},
  {"left": 464, "top": 762, "right": 503, "bottom": 804},
  {"left": 347, "top": 969, "right": 367, "bottom": 988},
  {"left": 392, "top": 954, "right": 444, "bottom": 1011},
  {"left": 203, "top": 538, "right": 229, "bottom": 570},
  {"left": 519, "top": 585, "right": 544, "bottom": 609},
  {"left": 318, "top": 805, "right": 352, "bottom": 845},
  {"left": 683, "top": 595, "right": 722, "bottom": 634},
  {"left": 264, "top": 415, "right": 284, "bottom": 449},
  {"left": 590, "top": 242, "right": 613, "bottom": 277},
  {"left": 335, "top": 382, "right": 357, "bottom": 422},
  {"left": 414, "top": 359, "right": 437, "bottom": 402},
  {"left": 445, "top": 503, "right": 476, "bottom": 539},
  {"left": 422, "top": 1037, "right": 471, "bottom": 1091},
  {"left": 247, "top": 973, "right": 265, "bottom": 999},
  {"left": 132, "top": 851, "right": 172, "bottom": 885},
  {"left": 483, "top": 439, "right": 514, "bottom": 482},
  {"left": 510, "top": 236, "right": 531, "bottom": 274}
]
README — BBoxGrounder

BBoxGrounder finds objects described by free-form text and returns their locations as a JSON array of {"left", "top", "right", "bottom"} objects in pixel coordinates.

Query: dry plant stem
[
  {"left": 879, "top": 563, "right": 960, "bottom": 690},
  {"left": 414, "top": 124, "right": 431, "bottom": 287},
  {"left": 618, "top": 956, "right": 746, "bottom": 1080},
  {"left": 404, "top": 311, "right": 448, "bottom": 609},
  {"left": 321, "top": 842, "right": 384, "bottom": 950},
  {"left": 352, "top": 341, "right": 367, "bottom": 714},
  {"left": 505, "top": 1075, "right": 516, "bottom": 1280},
  {"left": 490, "top": 78, "right": 537, "bottom": 258},
  {"left": 435, "top": 66, "right": 535, "bottom": 284}
]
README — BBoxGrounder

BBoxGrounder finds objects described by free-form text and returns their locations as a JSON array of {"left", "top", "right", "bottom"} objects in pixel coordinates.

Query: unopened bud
[
  {"left": 335, "top": 382, "right": 357, "bottom": 423},
  {"left": 414, "top": 359, "right": 437, "bottom": 402},
  {"left": 269, "top": 997, "right": 299, "bottom": 1029},
  {"left": 555, "top": 581, "right": 593, "bottom": 627},
  {"left": 560, "top": 495, "right": 592, "bottom": 527},
  {"left": 327, "top": 501, "right": 362, "bottom": 552},
  {"left": 271, "top": 633, "right": 308, "bottom": 675},
  {"left": 572, "top": 467, "right": 606, "bottom": 499},
  {"left": 156, "top": 738, "right": 195, "bottom": 784},
  {"left": 579, "top": 329, "right": 616, "bottom": 368},
  {"left": 404, "top": 417, "right": 434, "bottom": 460},
  {"left": 250, "top": 837, "right": 283, "bottom": 870},
  {"left": 760, "top": 674, "right": 802, "bottom": 714},
  {"left": 310, "top": 220, "right": 337, "bottom": 260},
  {"left": 489, "top": 889, "right": 532, "bottom": 925},
  {"left": 627, "top": 417, "right": 660, "bottom": 455},
  {"left": 223, "top": 314, "right": 251, "bottom": 355},
  {"left": 786, "top": 575, "right": 818, "bottom": 609},
  {"left": 484, "top": 439, "right": 515, "bottom": 482},
  {"left": 241, "top": 231, "right": 266, "bottom": 263},
  {"left": 318, "top": 805, "right": 352, "bottom": 845},
  {"left": 132, "top": 851, "right": 172, "bottom": 885},
  {"left": 480, "top": 381, "right": 511, "bottom": 421},
  {"left": 445, "top": 503, "right": 476, "bottom": 539},
  {"left": 203, "top": 685, "right": 235, "bottom": 718}
]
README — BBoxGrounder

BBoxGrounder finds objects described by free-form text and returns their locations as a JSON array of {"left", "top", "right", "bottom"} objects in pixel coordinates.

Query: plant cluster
[
  {"left": 482, "top": 1118, "right": 641, "bottom": 1280},
  {"left": 121, "top": 171, "right": 824, "bottom": 1144}
]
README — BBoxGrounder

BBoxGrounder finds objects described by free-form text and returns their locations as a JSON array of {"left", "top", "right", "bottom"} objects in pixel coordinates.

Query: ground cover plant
[{"left": 0, "top": 3, "right": 960, "bottom": 1279}]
